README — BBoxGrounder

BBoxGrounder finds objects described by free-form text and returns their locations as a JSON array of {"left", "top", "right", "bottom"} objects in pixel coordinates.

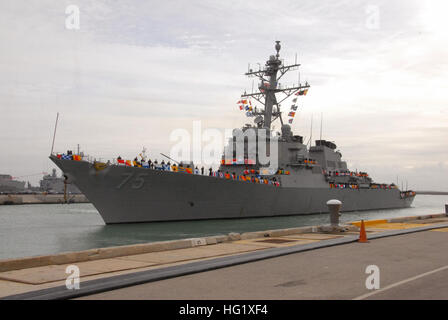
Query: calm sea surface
[{"left": 0, "top": 195, "right": 447, "bottom": 260}]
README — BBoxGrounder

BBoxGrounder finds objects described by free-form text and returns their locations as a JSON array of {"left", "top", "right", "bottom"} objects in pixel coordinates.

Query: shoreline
[
  {"left": 1, "top": 212, "right": 446, "bottom": 272},
  {"left": 416, "top": 191, "right": 448, "bottom": 195}
]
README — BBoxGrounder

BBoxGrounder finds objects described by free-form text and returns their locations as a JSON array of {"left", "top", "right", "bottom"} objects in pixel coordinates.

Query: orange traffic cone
[{"left": 358, "top": 220, "right": 369, "bottom": 243}]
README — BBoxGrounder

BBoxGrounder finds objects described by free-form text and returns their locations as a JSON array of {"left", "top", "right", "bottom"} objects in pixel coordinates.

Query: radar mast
[{"left": 241, "top": 41, "right": 310, "bottom": 130}]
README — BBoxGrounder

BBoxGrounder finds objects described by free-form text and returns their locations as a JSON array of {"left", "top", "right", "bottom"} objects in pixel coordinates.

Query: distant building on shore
[
  {"left": 40, "top": 169, "right": 81, "bottom": 194},
  {"left": 0, "top": 169, "right": 81, "bottom": 194},
  {"left": 0, "top": 174, "right": 26, "bottom": 193}
]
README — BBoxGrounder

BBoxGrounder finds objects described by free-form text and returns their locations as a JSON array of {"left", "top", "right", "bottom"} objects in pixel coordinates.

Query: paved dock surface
[
  {"left": 78, "top": 230, "right": 448, "bottom": 300},
  {"left": 1, "top": 214, "right": 447, "bottom": 300}
]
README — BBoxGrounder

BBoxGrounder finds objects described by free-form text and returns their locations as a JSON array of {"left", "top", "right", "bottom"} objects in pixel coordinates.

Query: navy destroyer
[{"left": 50, "top": 41, "right": 415, "bottom": 224}]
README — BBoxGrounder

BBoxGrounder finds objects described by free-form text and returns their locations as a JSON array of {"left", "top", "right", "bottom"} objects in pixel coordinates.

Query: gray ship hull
[{"left": 50, "top": 156, "right": 414, "bottom": 224}]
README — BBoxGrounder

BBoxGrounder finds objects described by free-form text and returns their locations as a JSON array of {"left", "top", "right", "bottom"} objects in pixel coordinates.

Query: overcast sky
[{"left": 1, "top": 0, "right": 447, "bottom": 190}]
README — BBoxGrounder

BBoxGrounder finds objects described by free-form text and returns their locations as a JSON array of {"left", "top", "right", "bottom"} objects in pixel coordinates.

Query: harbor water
[{"left": 0, "top": 195, "right": 447, "bottom": 260}]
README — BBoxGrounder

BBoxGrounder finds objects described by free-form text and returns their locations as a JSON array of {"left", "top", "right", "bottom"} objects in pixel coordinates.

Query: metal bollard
[{"left": 327, "top": 199, "right": 342, "bottom": 226}]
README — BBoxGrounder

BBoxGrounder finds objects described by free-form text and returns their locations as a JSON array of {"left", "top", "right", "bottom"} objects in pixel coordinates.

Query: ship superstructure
[{"left": 40, "top": 169, "right": 81, "bottom": 194}]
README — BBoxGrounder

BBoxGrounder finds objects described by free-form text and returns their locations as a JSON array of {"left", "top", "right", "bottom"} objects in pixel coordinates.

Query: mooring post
[{"left": 327, "top": 199, "right": 342, "bottom": 227}]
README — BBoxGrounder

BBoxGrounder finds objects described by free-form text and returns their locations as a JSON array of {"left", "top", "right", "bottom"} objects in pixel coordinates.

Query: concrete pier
[
  {"left": 0, "top": 193, "right": 88, "bottom": 205},
  {"left": 1, "top": 213, "right": 448, "bottom": 300}
]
